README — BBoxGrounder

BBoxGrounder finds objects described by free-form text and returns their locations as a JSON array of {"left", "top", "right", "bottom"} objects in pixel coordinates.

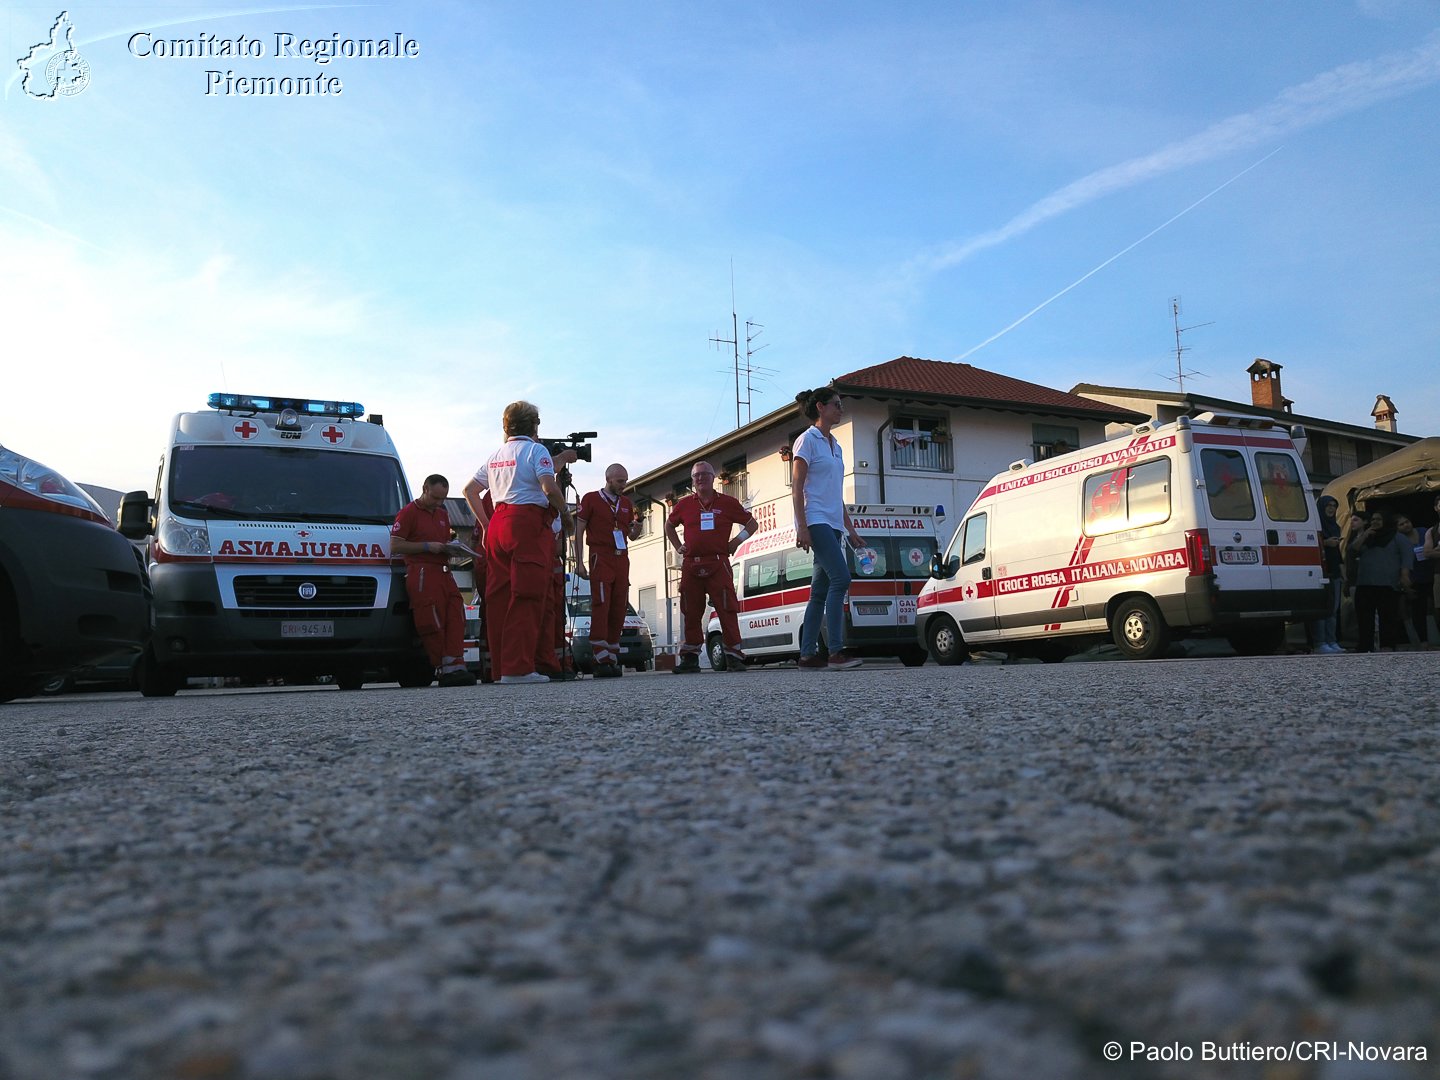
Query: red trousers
[
  {"left": 485, "top": 504, "right": 552, "bottom": 677},
  {"left": 536, "top": 566, "right": 570, "bottom": 674},
  {"left": 679, "top": 556, "right": 744, "bottom": 659},
  {"left": 588, "top": 551, "right": 630, "bottom": 665},
  {"left": 406, "top": 563, "right": 465, "bottom": 670}
]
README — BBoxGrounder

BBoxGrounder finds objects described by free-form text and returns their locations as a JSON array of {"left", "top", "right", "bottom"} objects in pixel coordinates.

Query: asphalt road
[{"left": 2, "top": 654, "right": 1437, "bottom": 1079}]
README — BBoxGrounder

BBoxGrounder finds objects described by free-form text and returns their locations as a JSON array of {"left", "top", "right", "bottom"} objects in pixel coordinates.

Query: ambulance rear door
[
  {"left": 847, "top": 518, "right": 937, "bottom": 636},
  {"left": 1251, "top": 444, "right": 1323, "bottom": 594},
  {"left": 1194, "top": 438, "right": 1272, "bottom": 596}
]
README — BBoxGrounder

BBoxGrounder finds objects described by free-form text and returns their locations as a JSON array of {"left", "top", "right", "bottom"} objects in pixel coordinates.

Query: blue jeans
[
  {"left": 801, "top": 525, "right": 850, "bottom": 658},
  {"left": 1310, "top": 578, "right": 1340, "bottom": 646}
]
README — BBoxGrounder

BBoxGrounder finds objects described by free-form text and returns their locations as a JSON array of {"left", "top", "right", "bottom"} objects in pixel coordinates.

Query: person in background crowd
[
  {"left": 1310, "top": 494, "right": 1344, "bottom": 654},
  {"left": 1394, "top": 513, "right": 1429, "bottom": 647},
  {"left": 1350, "top": 510, "right": 1413, "bottom": 653},
  {"left": 390, "top": 474, "right": 476, "bottom": 687},
  {"left": 791, "top": 387, "right": 865, "bottom": 671},
  {"left": 575, "top": 463, "right": 642, "bottom": 679},
  {"left": 1401, "top": 505, "right": 1436, "bottom": 649},
  {"left": 464, "top": 402, "right": 573, "bottom": 686},
  {"left": 664, "top": 460, "right": 758, "bottom": 674},
  {"left": 1411, "top": 495, "right": 1434, "bottom": 648}
]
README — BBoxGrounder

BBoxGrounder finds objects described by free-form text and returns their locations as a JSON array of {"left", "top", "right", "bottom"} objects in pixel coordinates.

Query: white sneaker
[{"left": 499, "top": 672, "right": 551, "bottom": 685}]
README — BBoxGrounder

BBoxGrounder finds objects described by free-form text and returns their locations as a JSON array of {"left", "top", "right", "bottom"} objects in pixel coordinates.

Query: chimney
[
  {"left": 1372, "top": 395, "right": 1398, "bottom": 433},
  {"left": 1246, "top": 358, "right": 1292, "bottom": 413}
]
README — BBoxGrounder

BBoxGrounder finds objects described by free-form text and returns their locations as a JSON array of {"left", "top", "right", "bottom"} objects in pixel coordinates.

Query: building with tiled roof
[{"left": 623, "top": 356, "right": 1144, "bottom": 650}]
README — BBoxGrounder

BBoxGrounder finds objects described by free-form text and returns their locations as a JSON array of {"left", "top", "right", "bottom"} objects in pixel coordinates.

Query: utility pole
[{"left": 709, "top": 266, "right": 742, "bottom": 429}]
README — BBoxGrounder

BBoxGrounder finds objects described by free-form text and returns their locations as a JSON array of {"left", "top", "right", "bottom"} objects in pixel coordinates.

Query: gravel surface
[{"left": 2, "top": 654, "right": 1437, "bottom": 1079}]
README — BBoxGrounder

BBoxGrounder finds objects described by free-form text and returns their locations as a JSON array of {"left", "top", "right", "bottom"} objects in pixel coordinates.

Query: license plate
[
  {"left": 281, "top": 620, "right": 334, "bottom": 638},
  {"left": 1220, "top": 549, "right": 1260, "bottom": 565},
  {"left": 855, "top": 602, "right": 890, "bottom": 615}
]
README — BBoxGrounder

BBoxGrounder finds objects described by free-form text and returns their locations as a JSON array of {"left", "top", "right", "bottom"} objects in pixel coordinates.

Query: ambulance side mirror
[
  {"left": 930, "top": 553, "right": 959, "bottom": 579},
  {"left": 117, "top": 491, "right": 155, "bottom": 540}
]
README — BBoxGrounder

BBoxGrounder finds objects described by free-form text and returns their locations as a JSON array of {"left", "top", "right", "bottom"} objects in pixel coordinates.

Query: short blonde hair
[{"left": 503, "top": 401, "right": 540, "bottom": 438}]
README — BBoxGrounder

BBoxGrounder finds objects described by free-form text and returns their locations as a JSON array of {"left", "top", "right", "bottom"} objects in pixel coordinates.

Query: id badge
[
  {"left": 700, "top": 512, "right": 716, "bottom": 531},
  {"left": 613, "top": 529, "right": 627, "bottom": 551}
]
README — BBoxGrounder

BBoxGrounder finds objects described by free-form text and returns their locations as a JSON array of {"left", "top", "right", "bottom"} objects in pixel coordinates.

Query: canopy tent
[{"left": 1321, "top": 437, "right": 1440, "bottom": 537}]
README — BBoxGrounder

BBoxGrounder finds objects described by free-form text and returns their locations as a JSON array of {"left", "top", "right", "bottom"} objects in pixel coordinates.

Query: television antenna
[
  {"left": 1163, "top": 296, "right": 1211, "bottom": 393},
  {"left": 709, "top": 265, "right": 775, "bottom": 427}
]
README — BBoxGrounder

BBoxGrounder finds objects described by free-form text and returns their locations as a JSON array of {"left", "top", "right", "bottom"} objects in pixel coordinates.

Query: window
[
  {"left": 961, "top": 513, "right": 987, "bottom": 565},
  {"left": 1306, "top": 431, "right": 1330, "bottom": 478},
  {"left": 1330, "top": 439, "right": 1358, "bottom": 476},
  {"left": 1083, "top": 459, "right": 1172, "bottom": 536},
  {"left": 1201, "top": 449, "right": 1256, "bottom": 521},
  {"left": 1256, "top": 452, "right": 1308, "bottom": 522},
  {"left": 740, "top": 548, "right": 814, "bottom": 599},
  {"left": 782, "top": 430, "right": 804, "bottom": 488},
  {"left": 849, "top": 536, "right": 939, "bottom": 579},
  {"left": 634, "top": 502, "right": 654, "bottom": 538},
  {"left": 1033, "top": 423, "right": 1079, "bottom": 461},
  {"left": 721, "top": 457, "right": 748, "bottom": 502},
  {"left": 891, "top": 415, "right": 953, "bottom": 472},
  {"left": 168, "top": 446, "right": 408, "bottom": 523}
]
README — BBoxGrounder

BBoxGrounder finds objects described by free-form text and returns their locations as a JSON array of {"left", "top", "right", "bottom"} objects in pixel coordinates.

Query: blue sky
[{"left": 3, "top": 1, "right": 1438, "bottom": 499}]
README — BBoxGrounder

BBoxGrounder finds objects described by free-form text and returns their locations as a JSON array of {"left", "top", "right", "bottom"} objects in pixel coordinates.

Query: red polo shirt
[
  {"left": 577, "top": 490, "right": 637, "bottom": 553},
  {"left": 667, "top": 492, "right": 748, "bottom": 558},
  {"left": 391, "top": 500, "right": 451, "bottom": 566}
]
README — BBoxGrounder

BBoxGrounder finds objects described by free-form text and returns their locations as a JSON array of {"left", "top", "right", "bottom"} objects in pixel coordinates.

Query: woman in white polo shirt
[{"left": 792, "top": 387, "right": 864, "bottom": 671}]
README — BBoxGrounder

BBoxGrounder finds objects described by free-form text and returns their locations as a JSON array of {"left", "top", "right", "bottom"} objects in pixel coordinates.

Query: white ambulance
[
  {"left": 914, "top": 412, "right": 1329, "bottom": 663},
  {"left": 706, "top": 496, "right": 941, "bottom": 667},
  {"left": 118, "top": 393, "right": 433, "bottom": 694}
]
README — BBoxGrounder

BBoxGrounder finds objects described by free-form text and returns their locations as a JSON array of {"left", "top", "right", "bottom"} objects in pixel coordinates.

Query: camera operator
[
  {"left": 574, "top": 463, "right": 643, "bottom": 678},
  {"left": 464, "top": 401, "right": 573, "bottom": 686}
]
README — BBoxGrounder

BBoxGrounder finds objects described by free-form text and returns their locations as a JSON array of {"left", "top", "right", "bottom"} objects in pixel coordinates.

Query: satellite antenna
[{"left": 1164, "top": 296, "right": 1211, "bottom": 393}]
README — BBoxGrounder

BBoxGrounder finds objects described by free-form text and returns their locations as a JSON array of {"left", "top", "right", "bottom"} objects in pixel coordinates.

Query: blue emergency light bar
[{"left": 207, "top": 393, "right": 365, "bottom": 418}]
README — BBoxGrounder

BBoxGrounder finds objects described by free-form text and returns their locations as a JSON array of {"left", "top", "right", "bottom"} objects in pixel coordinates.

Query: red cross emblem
[
  {"left": 234, "top": 421, "right": 258, "bottom": 439},
  {"left": 297, "top": 530, "right": 311, "bottom": 538},
  {"left": 321, "top": 425, "right": 344, "bottom": 444},
  {"left": 963, "top": 582, "right": 976, "bottom": 600}
]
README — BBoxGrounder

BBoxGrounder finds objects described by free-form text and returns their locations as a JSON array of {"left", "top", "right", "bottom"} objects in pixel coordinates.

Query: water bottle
[{"left": 856, "top": 546, "right": 876, "bottom": 575}]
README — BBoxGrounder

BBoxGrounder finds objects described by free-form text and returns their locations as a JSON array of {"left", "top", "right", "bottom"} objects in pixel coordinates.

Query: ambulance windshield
[{"left": 168, "top": 446, "right": 409, "bottom": 523}]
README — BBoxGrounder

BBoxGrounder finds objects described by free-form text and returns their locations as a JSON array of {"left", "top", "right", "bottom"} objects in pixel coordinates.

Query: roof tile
[{"left": 834, "top": 356, "right": 1140, "bottom": 418}]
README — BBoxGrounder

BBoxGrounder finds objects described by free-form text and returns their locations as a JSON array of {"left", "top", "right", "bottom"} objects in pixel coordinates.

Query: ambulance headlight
[{"left": 158, "top": 518, "right": 211, "bottom": 557}]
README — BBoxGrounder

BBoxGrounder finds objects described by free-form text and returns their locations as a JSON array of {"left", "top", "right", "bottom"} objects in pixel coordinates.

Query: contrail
[
  {"left": 925, "top": 32, "right": 1440, "bottom": 274},
  {"left": 953, "top": 148, "right": 1283, "bottom": 363}
]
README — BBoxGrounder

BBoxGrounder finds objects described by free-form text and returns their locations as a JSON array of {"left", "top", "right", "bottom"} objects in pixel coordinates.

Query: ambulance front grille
[{"left": 233, "top": 575, "right": 378, "bottom": 608}]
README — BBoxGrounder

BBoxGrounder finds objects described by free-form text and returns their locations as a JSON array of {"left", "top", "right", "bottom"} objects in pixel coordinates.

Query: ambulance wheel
[
  {"left": 707, "top": 632, "right": 727, "bottom": 672},
  {"left": 900, "top": 646, "right": 928, "bottom": 667},
  {"left": 395, "top": 660, "right": 434, "bottom": 688},
  {"left": 336, "top": 671, "right": 364, "bottom": 691},
  {"left": 137, "top": 647, "right": 180, "bottom": 697},
  {"left": 927, "top": 615, "right": 966, "bottom": 666},
  {"left": 1111, "top": 597, "right": 1169, "bottom": 660}
]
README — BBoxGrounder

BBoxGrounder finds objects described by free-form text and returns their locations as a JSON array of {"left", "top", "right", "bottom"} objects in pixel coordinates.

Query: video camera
[{"left": 542, "top": 431, "right": 597, "bottom": 464}]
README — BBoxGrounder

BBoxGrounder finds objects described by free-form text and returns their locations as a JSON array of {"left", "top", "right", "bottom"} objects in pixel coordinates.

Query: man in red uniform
[
  {"left": 664, "top": 460, "right": 758, "bottom": 674},
  {"left": 575, "top": 463, "right": 643, "bottom": 678},
  {"left": 390, "top": 474, "right": 476, "bottom": 687},
  {"left": 464, "top": 402, "right": 574, "bottom": 685}
]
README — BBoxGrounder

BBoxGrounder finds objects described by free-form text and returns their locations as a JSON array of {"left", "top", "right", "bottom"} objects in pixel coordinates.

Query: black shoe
[
  {"left": 594, "top": 662, "right": 622, "bottom": 678},
  {"left": 438, "top": 669, "right": 478, "bottom": 687},
  {"left": 724, "top": 657, "right": 748, "bottom": 672},
  {"left": 673, "top": 655, "right": 701, "bottom": 674}
]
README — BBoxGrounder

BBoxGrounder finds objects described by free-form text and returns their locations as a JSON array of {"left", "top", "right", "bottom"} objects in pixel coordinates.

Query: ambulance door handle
[
  {"left": 982, "top": 567, "right": 992, "bottom": 580},
  {"left": 1266, "top": 529, "right": 1279, "bottom": 545}
]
